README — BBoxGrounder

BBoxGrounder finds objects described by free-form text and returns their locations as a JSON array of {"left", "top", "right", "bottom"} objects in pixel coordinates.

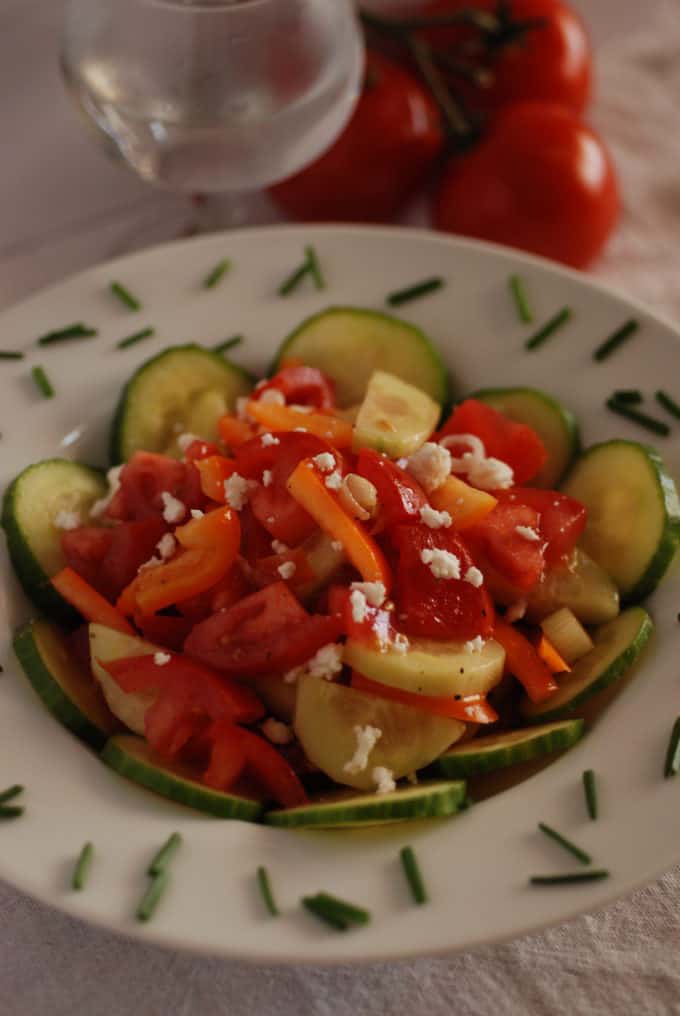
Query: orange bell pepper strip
[
  {"left": 287, "top": 459, "right": 391, "bottom": 589},
  {"left": 51, "top": 567, "right": 134, "bottom": 635},
  {"left": 429, "top": 475, "right": 497, "bottom": 529},
  {"left": 218, "top": 414, "right": 257, "bottom": 450},
  {"left": 194, "top": 455, "right": 237, "bottom": 502},
  {"left": 535, "top": 633, "right": 571, "bottom": 674},
  {"left": 351, "top": 672, "right": 498, "bottom": 724},
  {"left": 493, "top": 619, "right": 558, "bottom": 703},
  {"left": 245, "top": 401, "right": 353, "bottom": 448},
  {"left": 117, "top": 505, "right": 240, "bottom": 617}
]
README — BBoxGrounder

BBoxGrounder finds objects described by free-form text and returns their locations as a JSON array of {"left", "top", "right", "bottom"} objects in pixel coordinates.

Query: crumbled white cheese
[
  {"left": 420, "top": 547, "right": 461, "bottom": 580},
  {"left": 260, "top": 717, "right": 293, "bottom": 745},
  {"left": 266, "top": 515, "right": 275, "bottom": 525},
  {"left": 439, "top": 433, "right": 514, "bottom": 491},
  {"left": 350, "top": 581, "right": 386, "bottom": 608},
  {"left": 277, "top": 560, "right": 296, "bottom": 580},
  {"left": 176, "top": 432, "right": 200, "bottom": 453},
  {"left": 262, "top": 469, "right": 273, "bottom": 488},
  {"left": 515, "top": 525, "right": 541, "bottom": 542},
  {"left": 153, "top": 651, "right": 171, "bottom": 666},
  {"left": 258, "top": 388, "right": 286, "bottom": 405},
  {"left": 312, "top": 452, "right": 336, "bottom": 473},
  {"left": 372, "top": 766, "right": 396, "bottom": 794},
  {"left": 307, "top": 643, "right": 343, "bottom": 680},
  {"left": 138, "top": 555, "right": 162, "bottom": 573},
  {"left": 392, "top": 632, "right": 410, "bottom": 654},
  {"left": 160, "top": 491, "right": 186, "bottom": 524},
  {"left": 406, "top": 442, "right": 452, "bottom": 492},
  {"left": 271, "top": 539, "right": 289, "bottom": 555},
  {"left": 190, "top": 509, "right": 204, "bottom": 520},
  {"left": 260, "top": 432, "right": 280, "bottom": 447},
  {"left": 53, "top": 509, "right": 81, "bottom": 531},
  {"left": 344, "top": 725, "right": 382, "bottom": 775},
  {"left": 331, "top": 540, "right": 344, "bottom": 552},
  {"left": 324, "top": 470, "right": 343, "bottom": 491},
  {"left": 464, "top": 565, "right": 484, "bottom": 588},
  {"left": 419, "top": 505, "right": 452, "bottom": 529},
  {"left": 223, "top": 473, "right": 251, "bottom": 511},
  {"left": 505, "top": 599, "right": 528, "bottom": 623},
  {"left": 396, "top": 458, "right": 409, "bottom": 469},
  {"left": 464, "top": 635, "right": 485, "bottom": 653},
  {"left": 350, "top": 588, "right": 368, "bottom": 623},
  {"left": 156, "top": 533, "right": 176, "bottom": 560},
  {"left": 90, "top": 465, "right": 124, "bottom": 519}
]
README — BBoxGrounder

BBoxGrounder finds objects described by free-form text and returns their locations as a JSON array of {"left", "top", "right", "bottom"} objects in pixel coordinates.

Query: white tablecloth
[{"left": 2, "top": 3, "right": 680, "bottom": 1013}]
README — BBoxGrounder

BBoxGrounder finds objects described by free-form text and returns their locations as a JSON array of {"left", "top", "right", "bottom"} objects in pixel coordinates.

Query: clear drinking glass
[{"left": 61, "top": 0, "right": 364, "bottom": 223}]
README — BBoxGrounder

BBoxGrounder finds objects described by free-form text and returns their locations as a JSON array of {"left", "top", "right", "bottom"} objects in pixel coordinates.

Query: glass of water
[{"left": 61, "top": 0, "right": 364, "bottom": 225}]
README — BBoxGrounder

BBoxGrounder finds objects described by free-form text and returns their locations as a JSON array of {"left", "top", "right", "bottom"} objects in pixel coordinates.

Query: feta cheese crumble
[
  {"left": 176, "top": 432, "right": 200, "bottom": 453},
  {"left": 392, "top": 632, "right": 410, "bottom": 654},
  {"left": 223, "top": 473, "right": 251, "bottom": 511},
  {"left": 463, "top": 635, "right": 485, "bottom": 653},
  {"left": 260, "top": 718, "right": 293, "bottom": 746},
  {"left": 277, "top": 561, "right": 296, "bottom": 580},
  {"left": 53, "top": 509, "right": 81, "bottom": 531},
  {"left": 324, "top": 469, "right": 343, "bottom": 491},
  {"left": 464, "top": 565, "right": 484, "bottom": 588},
  {"left": 350, "top": 581, "right": 386, "bottom": 608},
  {"left": 271, "top": 539, "right": 289, "bottom": 555},
  {"left": 515, "top": 525, "right": 541, "bottom": 542},
  {"left": 282, "top": 643, "right": 343, "bottom": 684},
  {"left": 372, "top": 766, "right": 396, "bottom": 794},
  {"left": 343, "top": 725, "right": 382, "bottom": 775},
  {"left": 419, "top": 505, "right": 452, "bottom": 529},
  {"left": 153, "top": 652, "right": 171, "bottom": 667},
  {"left": 439, "top": 433, "right": 514, "bottom": 490},
  {"left": 190, "top": 509, "right": 204, "bottom": 520},
  {"left": 156, "top": 533, "right": 176, "bottom": 560},
  {"left": 90, "top": 465, "right": 124, "bottom": 519},
  {"left": 505, "top": 599, "right": 528, "bottom": 623},
  {"left": 420, "top": 547, "right": 461, "bottom": 580},
  {"left": 350, "top": 588, "right": 368, "bottom": 623},
  {"left": 312, "top": 452, "right": 336, "bottom": 473},
  {"left": 262, "top": 469, "right": 273, "bottom": 488},
  {"left": 406, "top": 442, "right": 452, "bottom": 492},
  {"left": 160, "top": 491, "right": 186, "bottom": 524},
  {"left": 260, "top": 432, "right": 280, "bottom": 448}
]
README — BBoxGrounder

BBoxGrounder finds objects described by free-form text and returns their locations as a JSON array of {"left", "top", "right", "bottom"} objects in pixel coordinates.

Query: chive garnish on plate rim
[
  {"left": 508, "top": 274, "right": 533, "bottom": 323},
  {"left": 655, "top": 390, "right": 680, "bottom": 420},
  {"left": 116, "top": 327, "right": 155, "bottom": 350},
  {"left": 612, "top": 389, "right": 642, "bottom": 405},
  {"left": 72, "top": 842, "right": 94, "bottom": 891},
  {"left": 214, "top": 335, "right": 244, "bottom": 354},
  {"left": 37, "top": 323, "right": 98, "bottom": 346},
  {"left": 386, "top": 276, "right": 444, "bottom": 307},
  {"left": 32, "top": 365, "right": 54, "bottom": 398},
  {"left": 305, "top": 244, "right": 325, "bottom": 291},
  {"left": 593, "top": 318, "right": 639, "bottom": 362},
  {"left": 302, "top": 892, "right": 371, "bottom": 930},
  {"left": 148, "top": 832, "right": 182, "bottom": 876},
  {"left": 0, "top": 351, "right": 24, "bottom": 360},
  {"left": 203, "top": 257, "right": 232, "bottom": 290},
  {"left": 0, "top": 805, "right": 24, "bottom": 820},
  {"left": 400, "top": 845, "right": 428, "bottom": 905},
  {"left": 605, "top": 397, "right": 669, "bottom": 436},
  {"left": 538, "top": 822, "right": 591, "bottom": 865},
  {"left": 278, "top": 257, "right": 312, "bottom": 297},
  {"left": 582, "top": 770, "right": 598, "bottom": 820},
  {"left": 110, "top": 281, "right": 141, "bottom": 311},
  {"left": 0, "top": 785, "right": 23, "bottom": 805},
  {"left": 136, "top": 870, "right": 169, "bottom": 922},
  {"left": 529, "top": 870, "right": 609, "bottom": 886},
  {"left": 256, "top": 866, "right": 279, "bottom": 917},
  {"left": 663, "top": 716, "right": 680, "bottom": 778},
  {"left": 524, "top": 306, "right": 572, "bottom": 350}
]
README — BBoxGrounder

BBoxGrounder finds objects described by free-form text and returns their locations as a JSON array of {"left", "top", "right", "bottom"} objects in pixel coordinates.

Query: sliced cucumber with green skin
[
  {"left": 435, "top": 719, "right": 584, "bottom": 777},
  {"left": 272, "top": 307, "right": 449, "bottom": 408},
  {"left": 522, "top": 607, "right": 653, "bottom": 722},
  {"left": 264, "top": 780, "right": 467, "bottom": 828},
  {"left": 472, "top": 387, "right": 579, "bottom": 488},
  {"left": 2, "top": 460, "right": 106, "bottom": 626},
  {"left": 562, "top": 441, "right": 680, "bottom": 602},
  {"left": 13, "top": 620, "right": 118, "bottom": 749},
  {"left": 353, "top": 370, "right": 441, "bottom": 459},
  {"left": 101, "top": 735, "right": 264, "bottom": 820},
  {"left": 110, "top": 344, "right": 253, "bottom": 464}
]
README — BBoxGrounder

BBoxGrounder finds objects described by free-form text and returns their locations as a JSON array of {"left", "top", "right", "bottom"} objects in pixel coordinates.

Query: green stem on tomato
[{"left": 407, "top": 35, "right": 473, "bottom": 141}]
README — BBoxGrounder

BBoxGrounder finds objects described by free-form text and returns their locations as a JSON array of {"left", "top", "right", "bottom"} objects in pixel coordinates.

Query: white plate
[{"left": 1, "top": 225, "right": 679, "bottom": 965}]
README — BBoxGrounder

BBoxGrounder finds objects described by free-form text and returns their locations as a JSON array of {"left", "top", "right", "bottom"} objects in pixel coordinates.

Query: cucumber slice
[
  {"left": 89, "top": 624, "right": 160, "bottom": 735},
  {"left": 101, "top": 735, "right": 264, "bottom": 820},
  {"left": 2, "top": 460, "right": 107, "bottom": 626},
  {"left": 562, "top": 441, "right": 680, "bottom": 602},
  {"left": 294, "top": 675, "right": 464, "bottom": 791},
  {"left": 524, "top": 549, "right": 620, "bottom": 625},
  {"left": 522, "top": 607, "right": 653, "bottom": 722},
  {"left": 343, "top": 637, "right": 505, "bottom": 698},
  {"left": 353, "top": 370, "right": 441, "bottom": 459},
  {"left": 110, "top": 344, "right": 253, "bottom": 463},
  {"left": 472, "top": 387, "right": 579, "bottom": 488},
  {"left": 13, "top": 620, "right": 118, "bottom": 749},
  {"left": 435, "top": 719, "right": 584, "bottom": 777},
  {"left": 272, "top": 307, "right": 449, "bottom": 408},
  {"left": 264, "top": 780, "right": 466, "bottom": 828}
]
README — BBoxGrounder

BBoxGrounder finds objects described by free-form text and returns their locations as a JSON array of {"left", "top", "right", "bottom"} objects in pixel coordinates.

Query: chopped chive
[
  {"left": 663, "top": 716, "right": 680, "bottom": 778},
  {"left": 214, "top": 335, "right": 244, "bottom": 355},
  {"left": 116, "top": 327, "right": 155, "bottom": 350},
  {"left": 71, "top": 842, "right": 94, "bottom": 890},
  {"left": 302, "top": 895, "right": 349, "bottom": 930},
  {"left": 32, "top": 365, "right": 54, "bottom": 398},
  {"left": 525, "top": 307, "right": 572, "bottom": 350},
  {"left": 305, "top": 245, "right": 325, "bottom": 291},
  {"left": 386, "top": 276, "right": 444, "bottom": 307},
  {"left": 256, "top": 866, "right": 279, "bottom": 917},
  {"left": 400, "top": 845, "right": 428, "bottom": 904},
  {"left": 203, "top": 258, "right": 232, "bottom": 290},
  {"left": 655, "top": 390, "right": 680, "bottom": 420},
  {"left": 612, "top": 389, "right": 642, "bottom": 405},
  {"left": 583, "top": 770, "right": 598, "bottom": 820},
  {"left": 278, "top": 260, "right": 311, "bottom": 297},
  {"left": 148, "top": 832, "right": 181, "bottom": 876},
  {"left": 509, "top": 274, "right": 533, "bottom": 323},
  {"left": 593, "top": 318, "right": 639, "bottom": 362},
  {"left": 37, "top": 323, "right": 98, "bottom": 346},
  {"left": 0, "top": 351, "right": 24, "bottom": 360},
  {"left": 530, "top": 870, "right": 609, "bottom": 886},
  {"left": 538, "top": 822, "right": 591, "bottom": 865},
  {"left": 302, "top": 892, "right": 370, "bottom": 930},
  {"left": 0, "top": 805, "right": 24, "bottom": 819},
  {"left": 110, "top": 281, "right": 141, "bottom": 311},
  {"left": 0, "top": 785, "right": 23, "bottom": 805},
  {"left": 605, "top": 398, "right": 669, "bottom": 437},
  {"left": 136, "top": 870, "right": 169, "bottom": 922}
]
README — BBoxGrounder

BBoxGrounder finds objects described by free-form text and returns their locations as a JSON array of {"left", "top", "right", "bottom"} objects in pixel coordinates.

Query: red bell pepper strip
[
  {"left": 51, "top": 567, "right": 133, "bottom": 634},
  {"left": 493, "top": 619, "right": 558, "bottom": 703},
  {"left": 351, "top": 671, "right": 498, "bottom": 724}
]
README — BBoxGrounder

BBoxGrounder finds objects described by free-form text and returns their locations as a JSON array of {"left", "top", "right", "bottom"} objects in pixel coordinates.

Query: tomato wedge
[
  {"left": 356, "top": 448, "right": 428, "bottom": 527},
  {"left": 255, "top": 365, "right": 336, "bottom": 410},
  {"left": 438, "top": 399, "right": 547, "bottom": 486},
  {"left": 351, "top": 672, "right": 498, "bottom": 724}
]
